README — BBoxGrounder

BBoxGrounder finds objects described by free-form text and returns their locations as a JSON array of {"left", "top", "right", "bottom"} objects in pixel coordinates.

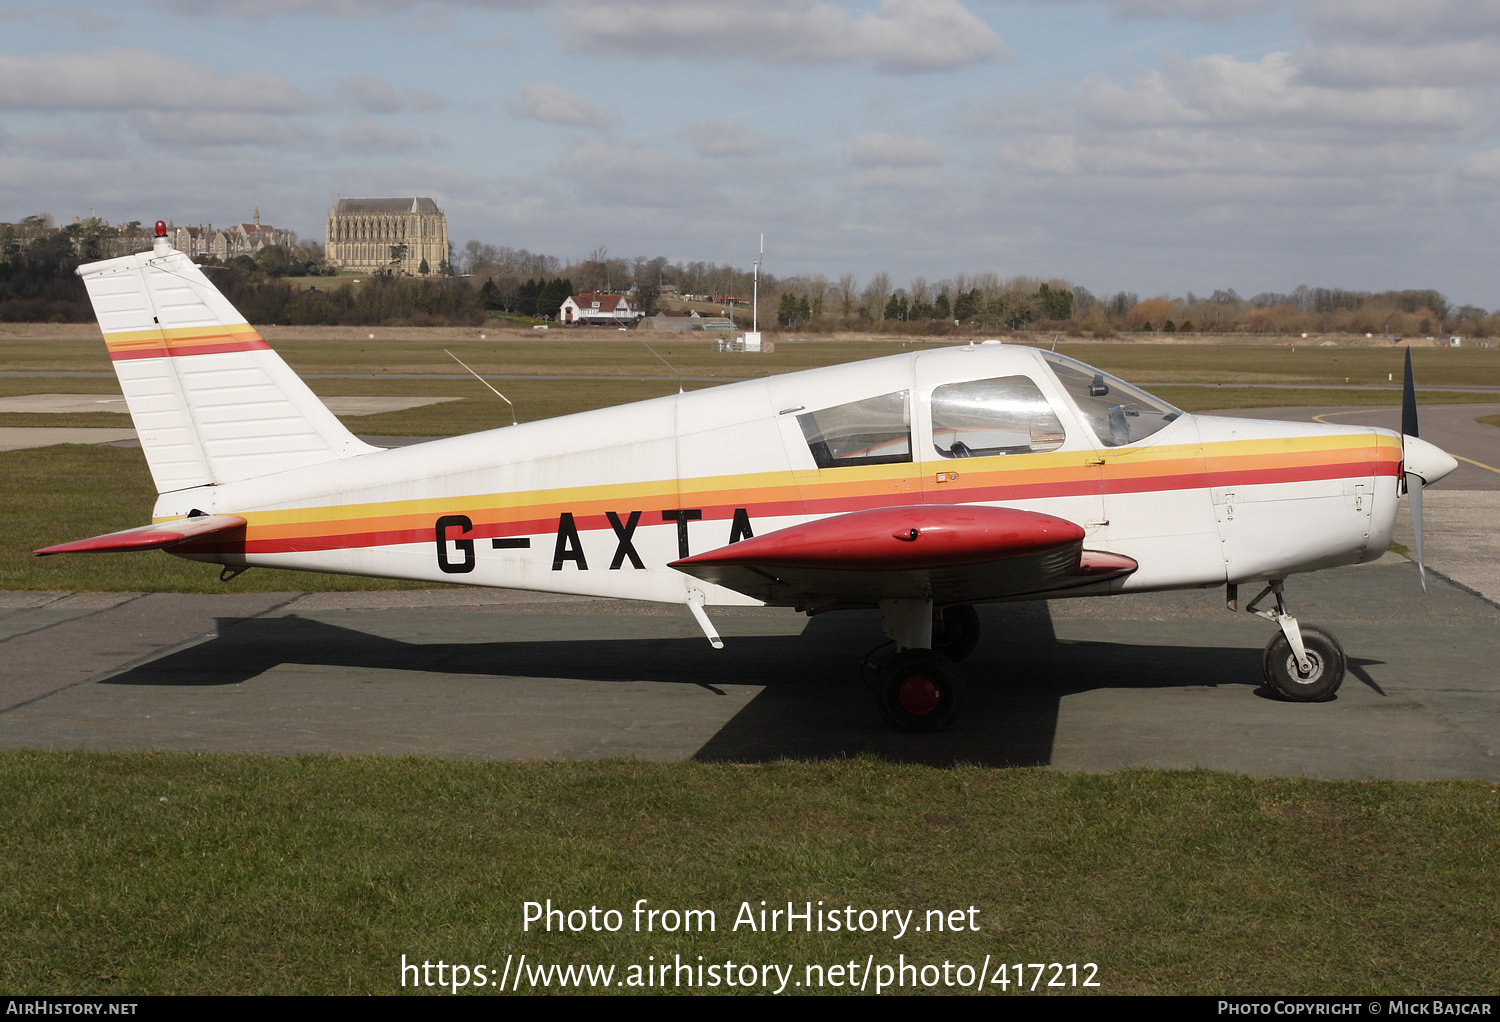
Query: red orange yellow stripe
[
  {"left": 103, "top": 323, "right": 270, "bottom": 361},
  {"left": 166, "top": 433, "right": 1404, "bottom": 558}
]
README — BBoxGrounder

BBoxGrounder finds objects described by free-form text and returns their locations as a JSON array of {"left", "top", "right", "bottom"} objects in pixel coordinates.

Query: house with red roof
[{"left": 560, "top": 292, "right": 643, "bottom": 325}]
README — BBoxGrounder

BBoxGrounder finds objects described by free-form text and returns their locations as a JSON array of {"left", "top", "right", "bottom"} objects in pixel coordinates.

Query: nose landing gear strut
[{"left": 1236, "top": 580, "right": 1347, "bottom": 701}]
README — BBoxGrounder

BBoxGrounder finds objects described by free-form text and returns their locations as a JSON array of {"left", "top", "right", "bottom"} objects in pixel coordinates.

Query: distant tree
[
  {"left": 635, "top": 281, "right": 661, "bottom": 317},
  {"left": 1036, "top": 282, "right": 1074, "bottom": 321},
  {"left": 1127, "top": 298, "right": 1174, "bottom": 330},
  {"left": 778, "top": 291, "right": 799, "bottom": 326},
  {"left": 517, "top": 278, "right": 542, "bottom": 317},
  {"left": 419, "top": 258, "right": 430, "bottom": 275},
  {"left": 535, "top": 277, "right": 574, "bottom": 320},
  {"left": 953, "top": 288, "right": 982, "bottom": 323},
  {"left": 863, "top": 272, "right": 892, "bottom": 320},
  {"left": 933, "top": 290, "right": 951, "bottom": 321},
  {"left": 835, "top": 274, "right": 858, "bottom": 320},
  {"left": 1109, "top": 291, "right": 1139, "bottom": 319}
]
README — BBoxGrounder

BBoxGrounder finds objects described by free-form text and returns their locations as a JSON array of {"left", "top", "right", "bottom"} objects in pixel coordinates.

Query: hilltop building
[
  {"left": 326, "top": 197, "right": 448, "bottom": 276},
  {"left": 168, "top": 207, "right": 296, "bottom": 262}
]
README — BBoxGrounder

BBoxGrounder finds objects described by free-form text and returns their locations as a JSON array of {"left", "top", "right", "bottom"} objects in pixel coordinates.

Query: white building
[{"left": 560, "top": 292, "right": 643, "bottom": 325}]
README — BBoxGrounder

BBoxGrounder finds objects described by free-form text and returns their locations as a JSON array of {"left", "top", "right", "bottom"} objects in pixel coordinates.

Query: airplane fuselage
[{"left": 156, "top": 342, "right": 1402, "bottom": 607}]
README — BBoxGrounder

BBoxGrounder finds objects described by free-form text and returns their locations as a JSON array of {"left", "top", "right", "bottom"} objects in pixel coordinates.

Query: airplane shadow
[{"left": 94, "top": 602, "right": 1385, "bottom": 768}]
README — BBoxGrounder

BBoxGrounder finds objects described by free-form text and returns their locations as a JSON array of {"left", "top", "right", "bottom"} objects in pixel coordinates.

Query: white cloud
[
  {"left": 555, "top": 142, "right": 717, "bottom": 207},
  {"left": 1302, "top": 0, "right": 1500, "bottom": 45},
  {"left": 336, "top": 118, "right": 424, "bottom": 153},
  {"left": 456, "top": 29, "right": 519, "bottom": 50},
  {"left": 0, "top": 48, "right": 308, "bottom": 113},
  {"left": 841, "top": 167, "right": 948, "bottom": 191},
  {"left": 148, "top": 0, "right": 546, "bottom": 17},
  {"left": 685, "top": 119, "right": 780, "bottom": 159},
  {"left": 844, "top": 133, "right": 946, "bottom": 166},
  {"left": 337, "top": 74, "right": 444, "bottom": 113},
  {"left": 1458, "top": 147, "right": 1500, "bottom": 180},
  {"left": 1078, "top": 52, "right": 1472, "bottom": 132},
  {"left": 559, "top": 0, "right": 1009, "bottom": 74},
  {"left": 1299, "top": 41, "right": 1500, "bottom": 88},
  {"left": 126, "top": 111, "right": 323, "bottom": 149},
  {"left": 1032, "top": 0, "right": 1274, "bottom": 20},
  {"left": 505, "top": 81, "right": 618, "bottom": 128}
]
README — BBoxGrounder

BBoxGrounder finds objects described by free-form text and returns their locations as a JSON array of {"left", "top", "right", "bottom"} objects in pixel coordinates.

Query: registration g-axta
[{"left": 39, "top": 222, "right": 1460, "bottom": 732}]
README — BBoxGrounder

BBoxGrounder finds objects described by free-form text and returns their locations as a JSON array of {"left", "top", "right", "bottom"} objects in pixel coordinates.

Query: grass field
[
  {"left": 2, "top": 336, "right": 1497, "bottom": 436},
  {"left": 2, "top": 751, "right": 1496, "bottom": 995},
  {"left": 3, "top": 335, "right": 1499, "bottom": 385}
]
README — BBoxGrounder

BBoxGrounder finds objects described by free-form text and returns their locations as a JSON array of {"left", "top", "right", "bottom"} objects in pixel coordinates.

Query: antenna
[
  {"left": 753, "top": 233, "right": 762, "bottom": 335},
  {"left": 641, "top": 340, "right": 684, "bottom": 394},
  {"left": 444, "top": 349, "right": 517, "bottom": 426}
]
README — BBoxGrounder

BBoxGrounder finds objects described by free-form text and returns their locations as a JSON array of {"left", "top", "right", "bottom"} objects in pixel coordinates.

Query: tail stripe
[{"left": 104, "top": 323, "right": 271, "bottom": 361}]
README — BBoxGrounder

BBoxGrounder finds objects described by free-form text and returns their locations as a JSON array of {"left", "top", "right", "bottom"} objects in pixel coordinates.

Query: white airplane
[{"left": 38, "top": 222, "right": 1459, "bottom": 732}]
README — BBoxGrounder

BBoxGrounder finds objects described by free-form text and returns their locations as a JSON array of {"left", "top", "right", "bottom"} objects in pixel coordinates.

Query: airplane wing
[
  {"left": 670, "top": 505, "right": 1137, "bottom": 608},
  {"left": 34, "top": 514, "right": 247, "bottom": 556}
]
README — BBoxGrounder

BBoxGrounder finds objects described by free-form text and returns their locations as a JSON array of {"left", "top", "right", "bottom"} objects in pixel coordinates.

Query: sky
[{"left": 2, "top": 0, "right": 1498, "bottom": 306}]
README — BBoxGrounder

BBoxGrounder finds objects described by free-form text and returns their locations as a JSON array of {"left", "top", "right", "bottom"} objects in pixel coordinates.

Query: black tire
[
  {"left": 1262, "top": 625, "right": 1346, "bottom": 702},
  {"left": 932, "top": 604, "right": 981, "bottom": 662},
  {"left": 877, "top": 649, "right": 962, "bottom": 733}
]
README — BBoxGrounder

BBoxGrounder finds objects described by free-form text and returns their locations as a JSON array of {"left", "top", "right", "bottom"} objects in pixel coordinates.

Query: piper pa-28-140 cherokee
[{"left": 38, "top": 222, "right": 1459, "bottom": 732}]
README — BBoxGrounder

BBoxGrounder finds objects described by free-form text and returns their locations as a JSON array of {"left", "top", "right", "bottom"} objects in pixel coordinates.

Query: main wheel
[
  {"left": 877, "top": 649, "right": 962, "bottom": 733},
  {"left": 932, "top": 604, "right": 980, "bottom": 662},
  {"left": 1262, "top": 625, "right": 1346, "bottom": 702}
]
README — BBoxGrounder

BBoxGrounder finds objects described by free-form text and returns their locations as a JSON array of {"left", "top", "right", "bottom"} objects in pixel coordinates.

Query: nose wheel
[
  {"left": 1241, "top": 581, "right": 1347, "bottom": 701},
  {"left": 1263, "top": 625, "right": 1346, "bottom": 702}
]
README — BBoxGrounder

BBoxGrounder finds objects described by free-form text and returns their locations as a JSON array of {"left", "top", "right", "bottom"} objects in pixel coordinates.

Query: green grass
[
  {"left": 1479, "top": 415, "right": 1500, "bottom": 429},
  {"left": 1054, "top": 341, "right": 1500, "bottom": 389},
  {"left": 1153, "top": 387, "right": 1500, "bottom": 412},
  {"left": 6, "top": 336, "right": 1499, "bottom": 388},
  {"left": 1, "top": 752, "right": 1495, "bottom": 995},
  {"left": 0, "top": 445, "right": 439, "bottom": 593},
  {"left": 0, "top": 412, "right": 136, "bottom": 428}
]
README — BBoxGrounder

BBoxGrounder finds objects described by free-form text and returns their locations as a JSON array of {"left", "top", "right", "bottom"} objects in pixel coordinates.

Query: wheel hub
[
  {"left": 899, "top": 675, "right": 940, "bottom": 715},
  {"left": 1283, "top": 650, "right": 1324, "bottom": 684}
]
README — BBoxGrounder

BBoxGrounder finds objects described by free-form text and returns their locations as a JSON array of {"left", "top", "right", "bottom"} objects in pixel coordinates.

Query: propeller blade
[
  {"left": 1405, "top": 470, "right": 1426, "bottom": 592},
  {"left": 1402, "top": 346, "right": 1423, "bottom": 590},
  {"left": 1402, "top": 346, "right": 1418, "bottom": 439}
]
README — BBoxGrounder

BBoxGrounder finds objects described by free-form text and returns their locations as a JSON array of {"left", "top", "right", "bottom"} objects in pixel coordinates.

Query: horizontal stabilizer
[
  {"left": 35, "top": 514, "right": 246, "bottom": 556},
  {"left": 672, "top": 505, "right": 1136, "bottom": 607}
]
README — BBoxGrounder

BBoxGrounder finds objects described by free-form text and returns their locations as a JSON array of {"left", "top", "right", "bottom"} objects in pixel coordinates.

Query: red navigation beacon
[{"left": 155, "top": 220, "right": 167, "bottom": 237}]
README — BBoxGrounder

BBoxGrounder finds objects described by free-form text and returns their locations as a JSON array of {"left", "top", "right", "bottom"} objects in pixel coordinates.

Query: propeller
[{"left": 1399, "top": 347, "right": 1459, "bottom": 591}]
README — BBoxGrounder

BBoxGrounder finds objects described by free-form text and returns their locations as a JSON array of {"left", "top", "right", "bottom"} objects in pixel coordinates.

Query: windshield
[{"left": 1042, "top": 352, "right": 1181, "bottom": 448}]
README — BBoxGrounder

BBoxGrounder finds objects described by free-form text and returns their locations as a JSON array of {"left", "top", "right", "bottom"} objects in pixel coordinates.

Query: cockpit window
[
  {"left": 1042, "top": 352, "right": 1181, "bottom": 448},
  {"left": 931, "top": 376, "right": 1065, "bottom": 458},
  {"left": 798, "top": 391, "right": 911, "bottom": 468}
]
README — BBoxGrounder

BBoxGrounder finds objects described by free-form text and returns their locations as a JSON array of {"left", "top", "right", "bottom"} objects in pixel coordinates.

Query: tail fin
[{"left": 76, "top": 228, "right": 379, "bottom": 493}]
